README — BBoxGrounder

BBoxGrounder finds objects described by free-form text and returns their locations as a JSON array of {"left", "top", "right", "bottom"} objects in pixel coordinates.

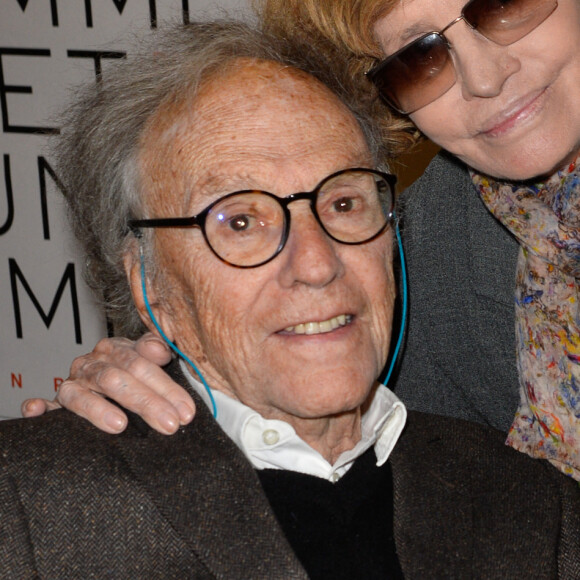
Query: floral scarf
[{"left": 471, "top": 157, "right": 580, "bottom": 479}]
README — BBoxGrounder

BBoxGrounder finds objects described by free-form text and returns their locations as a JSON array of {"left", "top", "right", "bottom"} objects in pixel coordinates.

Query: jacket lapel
[
  {"left": 390, "top": 411, "right": 562, "bottom": 578},
  {"left": 115, "top": 362, "right": 306, "bottom": 579}
]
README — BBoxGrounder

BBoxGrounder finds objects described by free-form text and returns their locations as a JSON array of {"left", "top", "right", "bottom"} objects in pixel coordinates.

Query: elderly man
[{"left": 3, "top": 20, "right": 580, "bottom": 579}]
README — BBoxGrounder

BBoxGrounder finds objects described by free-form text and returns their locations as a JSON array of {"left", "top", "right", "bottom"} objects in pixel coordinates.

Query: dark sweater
[{"left": 257, "top": 447, "right": 404, "bottom": 579}]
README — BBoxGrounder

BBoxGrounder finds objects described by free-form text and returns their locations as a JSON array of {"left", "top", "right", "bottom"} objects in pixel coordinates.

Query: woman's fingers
[
  {"left": 56, "top": 376, "right": 130, "bottom": 433},
  {"left": 22, "top": 334, "right": 195, "bottom": 435},
  {"left": 134, "top": 333, "right": 173, "bottom": 366},
  {"left": 21, "top": 397, "right": 62, "bottom": 417}
]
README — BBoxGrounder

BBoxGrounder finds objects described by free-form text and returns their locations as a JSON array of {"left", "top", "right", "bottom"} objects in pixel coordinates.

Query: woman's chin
[{"left": 464, "top": 146, "right": 580, "bottom": 182}]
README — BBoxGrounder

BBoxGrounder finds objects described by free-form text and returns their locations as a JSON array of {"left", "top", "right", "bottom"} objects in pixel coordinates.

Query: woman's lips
[
  {"left": 479, "top": 88, "right": 546, "bottom": 138},
  {"left": 282, "top": 314, "right": 352, "bottom": 336}
]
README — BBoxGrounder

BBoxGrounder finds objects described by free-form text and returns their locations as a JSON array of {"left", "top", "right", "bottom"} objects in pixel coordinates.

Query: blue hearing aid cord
[
  {"left": 139, "top": 249, "right": 218, "bottom": 419},
  {"left": 382, "top": 215, "right": 407, "bottom": 387},
  {"left": 138, "top": 214, "right": 405, "bottom": 420}
]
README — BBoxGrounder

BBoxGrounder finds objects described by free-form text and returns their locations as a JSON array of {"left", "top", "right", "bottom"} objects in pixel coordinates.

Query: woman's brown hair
[{"left": 256, "top": 0, "right": 420, "bottom": 156}]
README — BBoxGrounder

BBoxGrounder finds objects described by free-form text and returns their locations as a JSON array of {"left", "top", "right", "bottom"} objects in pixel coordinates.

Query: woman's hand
[{"left": 21, "top": 333, "right": 195, "bottom": 435}]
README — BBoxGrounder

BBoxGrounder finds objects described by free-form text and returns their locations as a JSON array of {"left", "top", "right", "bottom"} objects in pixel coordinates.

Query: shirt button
[
  {"left": 331, "top": 472, "right": 340, "bottom": 483},
  {"left": 262, "top": 429, "right": 280, "bottom": 445}
]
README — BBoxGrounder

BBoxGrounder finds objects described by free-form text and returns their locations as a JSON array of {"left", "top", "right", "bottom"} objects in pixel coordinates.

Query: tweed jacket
[
  {"left": 1, "top": 365, "right": 579, "bottom": 579},
  {"left": 394, "top": 151, "right": 521, "bottom": 433}
]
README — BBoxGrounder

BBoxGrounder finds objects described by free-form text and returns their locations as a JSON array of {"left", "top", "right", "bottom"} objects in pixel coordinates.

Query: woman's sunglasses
[{"left": 367, "top": 0, "right": 558, "bottom": 114}]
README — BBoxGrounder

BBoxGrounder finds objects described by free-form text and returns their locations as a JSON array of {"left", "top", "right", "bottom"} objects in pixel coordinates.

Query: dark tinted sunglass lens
[
  {"left": 464, "top": 0, "right": 558, "bottom": 45},
  {"left": 369, "top": 33, "right": 456, "bottom": 114}
]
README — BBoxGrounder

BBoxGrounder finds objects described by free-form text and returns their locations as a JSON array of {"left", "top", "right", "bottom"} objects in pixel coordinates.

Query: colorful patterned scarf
[{"left": 471, "top": 157, "right": 580, "bottom": 479}]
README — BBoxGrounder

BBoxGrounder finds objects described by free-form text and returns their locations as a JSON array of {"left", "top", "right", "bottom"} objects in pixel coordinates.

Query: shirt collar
[{"left": 180, "top": 361, "right": 407, "bottom": 483}]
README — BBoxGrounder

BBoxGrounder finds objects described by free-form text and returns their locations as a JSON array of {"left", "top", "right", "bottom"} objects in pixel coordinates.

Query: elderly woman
[
  {"left": 35, "top": 0, "right": 580, "bottom": 479},
  {"left": 3, "top": 20, "right": 579, "bottom": 579}
]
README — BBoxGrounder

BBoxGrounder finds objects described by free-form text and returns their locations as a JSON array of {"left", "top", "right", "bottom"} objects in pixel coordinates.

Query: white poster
[{"left": 1, "top": 0, "right": 249, "bottom": 419}]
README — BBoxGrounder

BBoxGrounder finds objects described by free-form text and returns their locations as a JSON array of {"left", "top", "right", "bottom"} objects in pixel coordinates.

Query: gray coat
[
  {"left": 1, "top": 363, "right": 579, "bottom": 578},
  {"left": 394, "top": 151, "right": 521, "bottom": 432}
]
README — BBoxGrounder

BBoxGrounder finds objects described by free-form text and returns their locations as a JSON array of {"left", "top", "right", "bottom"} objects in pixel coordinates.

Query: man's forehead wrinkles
[{"left": 189, "top": 151, "right": 374, "bottom": 202}]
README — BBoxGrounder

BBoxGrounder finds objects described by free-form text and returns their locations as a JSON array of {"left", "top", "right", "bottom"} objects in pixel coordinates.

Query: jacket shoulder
[
  {"left": 0, "top": 409, "right": 120, "bottom": 472},
  {"left": 0, "top": 378, "right": 306, "bottom": 579},
  {"left": 392, "top": 411, "right": 580, "bottom": 578}
]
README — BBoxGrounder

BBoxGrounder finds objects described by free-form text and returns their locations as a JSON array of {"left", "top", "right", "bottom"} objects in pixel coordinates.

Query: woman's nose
[
  {"left": 278, "top": 205, "right": 344, "bottom": 289},
  {"left": 447, "top": 25, "right": 521, "bottom": 100}
]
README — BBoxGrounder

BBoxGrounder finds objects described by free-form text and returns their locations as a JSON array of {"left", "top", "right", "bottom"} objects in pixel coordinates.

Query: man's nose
[
  {"left": 277, "top": 203, "right": 344, "bottom": 289},
  {"left": 447, "top": 23, "right": 521, "bottom": 100}
]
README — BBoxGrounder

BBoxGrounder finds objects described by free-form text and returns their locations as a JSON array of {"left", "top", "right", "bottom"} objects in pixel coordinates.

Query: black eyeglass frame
[
  {"left": 367, "top": 0, "right": 558, "bottom": 114},
  {"left": 129, "top": 167, "right": 397, "bottom": 269}
]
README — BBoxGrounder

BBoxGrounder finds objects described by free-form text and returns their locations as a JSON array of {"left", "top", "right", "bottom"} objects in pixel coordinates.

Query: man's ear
[{"left": 124, "top": 238, "right": 176, "bottom": 343}]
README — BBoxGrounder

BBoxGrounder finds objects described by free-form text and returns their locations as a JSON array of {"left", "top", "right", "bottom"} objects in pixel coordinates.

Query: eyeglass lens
[
  {"left": 369, "top": 0, "right": 558, "bottom": 114},
  {"left": 204, "top": 170, "right": 393, "bottom": 267}
]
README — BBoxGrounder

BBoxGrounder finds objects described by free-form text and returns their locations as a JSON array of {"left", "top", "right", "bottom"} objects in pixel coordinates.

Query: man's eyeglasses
[
  {"left": 129, "top": 168, "right": 396, "bottom": 268},
  {"left": 367, "top": 0, "right": 558, "bottom": 114}
]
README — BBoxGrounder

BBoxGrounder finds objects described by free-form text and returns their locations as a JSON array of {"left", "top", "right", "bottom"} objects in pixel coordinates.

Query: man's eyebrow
[
  {"left": 184, "top": 174, "right": 259, "bottom": 210},
  {"left": 198, "top": 173, "right": 262, "bottom": 194},
  {"left": 350, "top": 154, "right": 375, "bottom": 168}
]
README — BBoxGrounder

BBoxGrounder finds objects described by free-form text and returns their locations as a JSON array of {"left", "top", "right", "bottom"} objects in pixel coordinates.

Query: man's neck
[{"left": 282, "top": 410, "right": 363, "bottom": 464}]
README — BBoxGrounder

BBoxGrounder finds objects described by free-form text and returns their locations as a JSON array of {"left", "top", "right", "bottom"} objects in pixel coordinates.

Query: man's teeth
[{"left": 284, "top": 314, "right": 351, "bottom": 335}]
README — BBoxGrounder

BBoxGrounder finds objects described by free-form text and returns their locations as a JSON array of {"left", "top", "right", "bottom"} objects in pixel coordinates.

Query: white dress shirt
[{"left": 181, "top": 362, "right": 407, "bottom": 483}]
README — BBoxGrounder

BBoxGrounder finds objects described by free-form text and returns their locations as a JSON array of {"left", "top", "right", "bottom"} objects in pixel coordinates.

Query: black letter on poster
[
  {"left": 13, "top": 0, "right": 59, "bottom": 26},
  {"left": 83, "top": 0, "right": 153, "bottom": 27},
  {"left": 84, "top": 0, "right": 129, "bottom": 27},
  {"left": 67, "top": 50, "right": 125, "bottom": 83},
  {"left": 9, "top": 259, "right": 82, "bottom": 344},
  {"left": 181, "top": 0, "right": 190, "bottom": 24},
  {"left": 0, "top": 155, "right": 14, "bottom": 236},
  {"left": 38, "top": 156, "right": 66, "bottom": 240},
  {"left": 0, "top": 48, "right": 59, "bottom": 134}
]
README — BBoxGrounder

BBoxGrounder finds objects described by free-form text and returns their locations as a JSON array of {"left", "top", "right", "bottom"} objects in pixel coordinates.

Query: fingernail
[
  {"left": 176, "top": 402, "right": 195, "bottom": 424},
  {"left": 104, "top": 411, "right": 126, "bottom": 433},
  {"left": 158, "top": 412, "right": 179, "bottom": 434}
]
